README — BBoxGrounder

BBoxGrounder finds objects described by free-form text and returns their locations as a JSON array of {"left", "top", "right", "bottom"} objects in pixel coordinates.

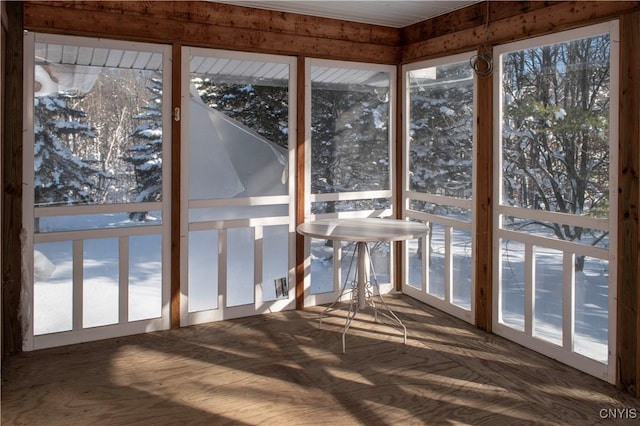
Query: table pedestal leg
[
  {"left": 319, "top": 241, "right": 407, "bottom": 354},
  {"left": 357, "top": 242, "right": 368, "bottom": 310}
]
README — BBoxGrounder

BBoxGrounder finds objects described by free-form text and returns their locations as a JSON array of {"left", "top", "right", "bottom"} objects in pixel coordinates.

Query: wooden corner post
[
  {"left": 617, "top": 10, "right": 640, "bottom": 397},
  {"left": 2, "top": 0, "right": 23, "bottom": 357}
]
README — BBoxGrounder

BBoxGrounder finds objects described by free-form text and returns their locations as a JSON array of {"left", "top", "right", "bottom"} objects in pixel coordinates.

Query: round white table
[{"left": 297, "top": 217, "right": 428, "bottom": 353}]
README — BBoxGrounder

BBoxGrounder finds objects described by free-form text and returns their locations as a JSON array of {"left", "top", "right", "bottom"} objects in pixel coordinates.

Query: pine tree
[
  {"left": 34, "top": 93, "right": 107, "bottom": 208},
  {"left": 123, "top": 74, "right": 163, "bottom": 221}
]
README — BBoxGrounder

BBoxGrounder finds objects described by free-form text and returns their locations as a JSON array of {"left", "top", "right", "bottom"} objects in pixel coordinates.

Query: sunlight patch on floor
[{"left": 325, "top": 366, "right": 376, "bottom": 386}]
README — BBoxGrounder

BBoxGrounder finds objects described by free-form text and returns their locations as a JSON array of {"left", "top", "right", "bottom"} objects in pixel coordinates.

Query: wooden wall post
[
  {"left": 0, "top": 0, "right": 5, "bottom": 362},
  {"left": 170, "top": 42, "right": 181, "bottom": 328},
  {"left": 617, "top": 10, "right": 640, "bottom": 397},
  {"left": 295, "top": 56, "right": 306, "bottom": 310},
  {"left": 474, "top": 46, "right": 493, "bottom": 331},
  {"left": 2, "top": 0, "right": 22, "bottom": 357}
]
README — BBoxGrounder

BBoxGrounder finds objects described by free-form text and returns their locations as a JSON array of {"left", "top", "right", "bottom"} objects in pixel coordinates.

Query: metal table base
[{"left": 319, "top": 241, "right": 407, "bottom": 354}]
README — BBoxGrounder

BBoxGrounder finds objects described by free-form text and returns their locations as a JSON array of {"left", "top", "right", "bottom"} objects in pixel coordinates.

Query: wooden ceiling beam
[
  {"left": 401, "top": 1, "right": 553, "bottom": 45},
  {"left": 23, "top": 1, "right": 400, "bottom": 64},
  {"left": 25, "top": 1, "right": 640, "bottom": 65},
  {"left": 402, "top": 1, "right": 640, "bottom": 63},
  {"left": 62, "top": 0, "right": 400, "bottom": 46}
]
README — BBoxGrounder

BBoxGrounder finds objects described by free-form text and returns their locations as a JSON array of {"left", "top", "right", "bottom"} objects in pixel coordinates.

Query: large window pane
[
  {"left": 310, "top": 63, "right": 391, "bottom": 213},
  {"left": 408, "top": 61, "right": 473, "bottom": 199},
  {"left": 496, "top": 23, "right": 616, "bottom": 380},
  {"left": 184, "top": 50, "right": 294, "bottom": 322},
  {"left": 189, "top": 56, "right": 289, "bottom": 200},
  {"left": 29, "top": 35, "right": 170, "bottom": 347},
  {"left": 404, "top": 55, "right": 474, "bottom": 318},
  {"left": 34, "top": 42, "right": 164, "bottom": 213},
  {"left": 501, "top": 34, "right": 611, "bottom": 226}
]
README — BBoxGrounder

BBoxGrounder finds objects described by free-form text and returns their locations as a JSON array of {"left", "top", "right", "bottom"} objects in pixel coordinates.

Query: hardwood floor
[{"left": 2, "top": 295, "right": 638, "bottom": 425}]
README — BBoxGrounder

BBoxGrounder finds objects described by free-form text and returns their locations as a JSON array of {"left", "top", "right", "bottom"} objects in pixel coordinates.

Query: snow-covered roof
[
  {"left": 36, "top": 42, "right": 389, "bottom": 86},
  {"left": 188, "top": 85, "right": 288, "bottom": 200}
]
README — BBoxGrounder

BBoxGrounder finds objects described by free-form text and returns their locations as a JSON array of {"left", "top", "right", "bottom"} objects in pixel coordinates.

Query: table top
[{"left": 296, "top": 218, "right": 428, "bottom": 242}]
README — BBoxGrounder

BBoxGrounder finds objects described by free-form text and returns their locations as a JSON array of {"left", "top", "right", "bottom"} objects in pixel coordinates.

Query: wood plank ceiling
[{"left": 214, "top": 0, "right": 482, "bottom": 28}]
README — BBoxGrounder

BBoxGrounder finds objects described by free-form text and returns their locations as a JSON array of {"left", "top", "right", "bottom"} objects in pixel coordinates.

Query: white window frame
[
  {"left": 302, "top": 58, "right": 397, "bottom": 307},
  {"left": 401, "top": 52, "right": 477, "bottom": 324},
  {"left": 298, "top": 58, "right": 396, "bottom": 306},
  {"left": 492, "top": 21, "right": 619, "bottom": 382},
  {"left": 180, "top": 47, "right": 297, "bottom": 326},
  {"left": 22, "top": 32, "right": 172, "bottom": 350}
]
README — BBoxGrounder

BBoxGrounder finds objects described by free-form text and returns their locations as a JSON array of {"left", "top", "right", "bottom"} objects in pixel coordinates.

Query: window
[
  {"left": 305, "top": 59, "right": 395, "bottom": 304},
  {"left": 494, "top": 22, "right": 618, "bottom": 381},
  {"left": 403, "top": 53, "right": 476, "bottom": 322},
  {"left": 25, "top": 33, "right": 171, "bottom": 349},
  {"left": 182, "top": 48, "right": 296, "bottom": 324}
]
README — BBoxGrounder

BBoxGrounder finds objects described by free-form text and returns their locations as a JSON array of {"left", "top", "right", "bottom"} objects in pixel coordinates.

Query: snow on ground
[{"left": 34, "top": 227, "right": 163, "bottom": 335}]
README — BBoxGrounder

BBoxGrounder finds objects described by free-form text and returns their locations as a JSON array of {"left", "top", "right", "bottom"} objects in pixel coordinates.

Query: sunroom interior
[{"left": 2, "top": 0, "right": 640, "bottom": 421}]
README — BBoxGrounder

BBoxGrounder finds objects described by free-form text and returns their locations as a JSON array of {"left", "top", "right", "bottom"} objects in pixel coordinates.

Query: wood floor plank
[{"left": 2, "top": 295, "right": 638, "bottom": 425}]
